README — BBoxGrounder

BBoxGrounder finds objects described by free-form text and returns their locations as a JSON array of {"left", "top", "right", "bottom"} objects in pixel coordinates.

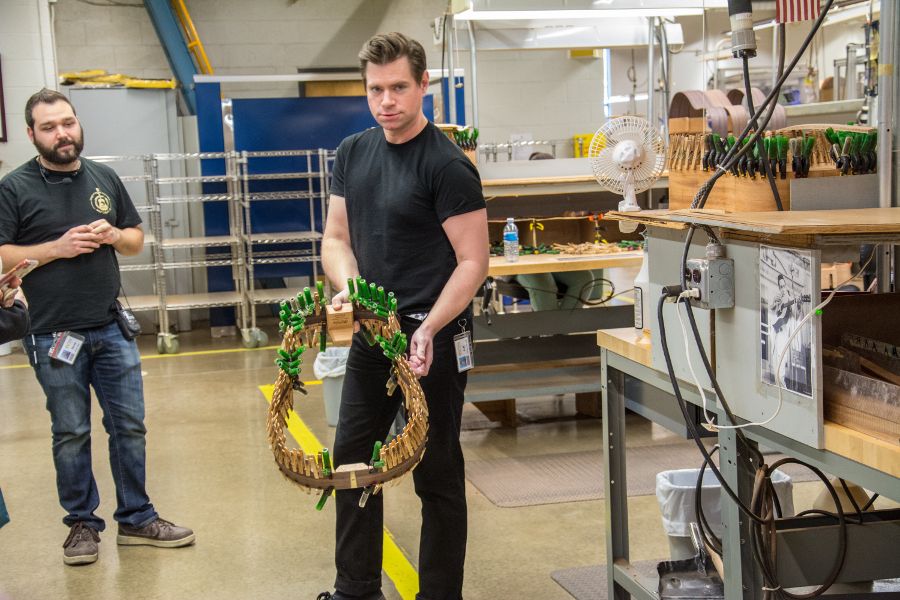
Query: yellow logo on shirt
[{"left": 90, "top": 187, "right": 111, "bottom": 214}]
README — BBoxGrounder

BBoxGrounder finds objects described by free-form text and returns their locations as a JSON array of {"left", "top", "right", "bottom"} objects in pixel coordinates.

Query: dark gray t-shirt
[
  {"left": 0, "top": 157, "right": 142, "bottom": 334},
  {"left": 330, "top": 122, "right": 485, "bottom": 314}
]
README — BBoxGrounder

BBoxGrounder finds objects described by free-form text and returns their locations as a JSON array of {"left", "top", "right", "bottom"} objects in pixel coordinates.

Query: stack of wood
[
  {"left": 552, "top": 242, "right": 634, "bottom": 255},
  {"left": 666, "top": 88, "right": 874, "bottom": 211},
  {"left": 823, "top": 333, "right": 900, "bottom": 446}
]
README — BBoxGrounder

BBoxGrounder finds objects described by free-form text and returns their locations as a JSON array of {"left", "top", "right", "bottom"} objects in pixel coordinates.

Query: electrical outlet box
[{"left": 685, "top": 257, "right": 735, "bottom": 309}]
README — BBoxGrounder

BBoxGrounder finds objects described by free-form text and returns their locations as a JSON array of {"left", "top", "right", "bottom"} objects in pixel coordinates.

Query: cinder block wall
[
  {"left": 0, "top": 0, "right": 57, "bottom": 178},
  {"left": 50, "top": 0, "right": 605, "bottom": 155}
]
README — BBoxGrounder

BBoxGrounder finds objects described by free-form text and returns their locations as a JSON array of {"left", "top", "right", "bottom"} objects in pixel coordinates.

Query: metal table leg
[{"left": 602, "top": 348, "right": 631, "bottom": 600}]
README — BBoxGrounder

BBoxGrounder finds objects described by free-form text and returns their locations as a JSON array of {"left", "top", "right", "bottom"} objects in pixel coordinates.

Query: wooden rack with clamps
[
  {"left": 266, "top": 279, "right": 429, "bottom": 508},
  {"left": 666, "top": 123, "right": 875, "bottom": 211}
]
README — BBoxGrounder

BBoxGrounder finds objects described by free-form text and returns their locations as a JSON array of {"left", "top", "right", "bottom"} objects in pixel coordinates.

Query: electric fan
[{"left": 588, "top": 116, "right": 666, "bottom": 232}]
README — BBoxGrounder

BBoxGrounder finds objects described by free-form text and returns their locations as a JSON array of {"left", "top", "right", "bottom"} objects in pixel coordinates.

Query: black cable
[
  {"left": 695, "top": 446, "right": 723, "bottom": 555},
  {"left": 861, "top": 493, "right": 879, "bottom": 511},
  {"left": 691, "top": 2, "right": 833, "bottom": 211},
  {"left": 656, "top": 293, "right": 769, "bottom": 524},
  {"left": 682, "top": 296, "right": 764, "bottom": 465},
  {"left": 742, "top": 56, "right": 784, "bottom": 211},
  {"left": 838, "top": 478, "right": 864, "bottom": 519},
  {"left": 510, "top": 278, "right": 618, "bottom": 307},
  {"left": 660, "top": 291, "right": 850, "bottom": 597},
  {"left": 751, "top": 457, "right": 848, "bottom": 598}
]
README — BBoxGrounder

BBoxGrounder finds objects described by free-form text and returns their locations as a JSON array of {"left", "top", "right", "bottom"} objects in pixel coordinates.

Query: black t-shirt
[
  {"left": 330, "top": 122, "right": 485, "bottom": 314},
  {"left": 0, "top": 157, "right": 142, "bottom": 334}
]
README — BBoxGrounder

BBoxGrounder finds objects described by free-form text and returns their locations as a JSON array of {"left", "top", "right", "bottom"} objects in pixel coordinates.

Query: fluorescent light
[
  {"left": 454, "top": 8, "right": 704, "bottom": 21},
  {"left": 608, "top": 93, "right": 649, "bottom": 103}
]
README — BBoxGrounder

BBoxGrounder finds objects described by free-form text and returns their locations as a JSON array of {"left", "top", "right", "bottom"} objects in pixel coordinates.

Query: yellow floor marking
[
  {"left": 140, "top": 344, "right": 280, "bottom": 360},
  {"left": 259, "top": 384, "right": 419, "bottom": 599},
  {"left": 0, "top": 343, "right": 280, "bottom": 370}
]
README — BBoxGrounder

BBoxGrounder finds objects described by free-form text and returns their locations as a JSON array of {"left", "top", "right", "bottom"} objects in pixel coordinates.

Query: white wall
[
  {"left": 40, "top": 1, "right": 878, "bottom": 160},
  {"left": 0, "top": 0, "right": 57, "bottom": 178},
  {"left": 49, "top": 0, "right": 606, "bottom": 155}
]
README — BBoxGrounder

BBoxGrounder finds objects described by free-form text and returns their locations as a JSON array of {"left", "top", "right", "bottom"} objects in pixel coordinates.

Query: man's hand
[
  {"left": 408, "top": 325, "right": 434, "bottom": 378},
  {"left": 89, "top": 219, "right": 122, "bottom": 246},
  {"left": 330, "top": 287, "right": 360, "bottom": 332},
  {"left": 14, "top": 286, "right": 27, "bottom": 307},
  {"left": 1, "top": 276, "right": 22, "bottom": 308},
  {"left": 54, "top": 225, "right": 100, "bottom": 259}
]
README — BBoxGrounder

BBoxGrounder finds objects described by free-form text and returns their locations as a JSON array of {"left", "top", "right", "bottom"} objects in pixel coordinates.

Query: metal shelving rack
[
  {"left": 237, "top": 149, "right": 331, "bottom": 347},
  {"left": 95, "top": 148, "right": 331, "bottom": 354},
  {"left": 140, "top": 152, "right": 245, "bottom": 353},
  {"left": 90, "top": 154, "right": 165, "bottom": 323}
]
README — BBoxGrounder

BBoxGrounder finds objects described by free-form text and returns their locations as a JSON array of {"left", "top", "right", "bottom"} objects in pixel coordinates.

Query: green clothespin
[
  {"left": 315, "top": 487, "right": 334, "bottom": 511},
  {"left": 321, "top": 448, "right": 332, "bottom": 477},
  {"left": 316, "top": 280, "right": 325, "bottom": 305},
  {"left": 371, "top": 440, "right": 383, "bottom": 468}
]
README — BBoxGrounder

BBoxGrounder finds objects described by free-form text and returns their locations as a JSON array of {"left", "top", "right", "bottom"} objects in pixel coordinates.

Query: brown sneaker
[
  {"left": 63, "top": 522, "right": 100, "bottom": 565},
  {"left": 116, "top": 517, "right": 195, "bottom": 548}
]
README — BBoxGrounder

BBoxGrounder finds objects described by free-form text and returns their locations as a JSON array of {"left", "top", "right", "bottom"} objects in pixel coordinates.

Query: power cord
[
  {"left": 676, "top": 243, "right": 878, "bottom": 433},
  {"left": 658, "top": 290, "right": 849, "bottom": 598}
]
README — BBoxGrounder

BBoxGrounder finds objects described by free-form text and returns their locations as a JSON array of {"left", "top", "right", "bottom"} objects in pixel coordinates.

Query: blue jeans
[{"left": 23, "top": 321, "right": 157, "bottom": 531}]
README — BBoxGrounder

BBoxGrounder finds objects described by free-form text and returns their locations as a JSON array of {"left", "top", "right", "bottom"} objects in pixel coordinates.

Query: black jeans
[{"left": 333, "top": 315, "right": 468, "bottom": 600}]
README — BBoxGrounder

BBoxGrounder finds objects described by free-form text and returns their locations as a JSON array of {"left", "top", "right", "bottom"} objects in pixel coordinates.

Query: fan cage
[{"left": 589, "top": 116, "right": 666, "bottom": 195}]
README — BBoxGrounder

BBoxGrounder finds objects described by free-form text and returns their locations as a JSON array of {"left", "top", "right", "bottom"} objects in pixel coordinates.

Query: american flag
[{"left": 776, "top": 0, "right": 821, "bottom": 23}]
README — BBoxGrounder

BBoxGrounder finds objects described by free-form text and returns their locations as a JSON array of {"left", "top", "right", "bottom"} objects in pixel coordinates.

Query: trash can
[
  {"left": 313, "top": 346, "right": 350, "bottom": 427},
  {"left": 655, "top": 468, "right": 794, "bottom": 560}
]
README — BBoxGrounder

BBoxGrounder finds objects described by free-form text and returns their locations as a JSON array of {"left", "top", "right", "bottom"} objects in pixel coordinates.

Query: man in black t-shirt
[
  {"left": 0, "top": 89, "right": 193, "bottom": 566},
  {"left": 320, "top": 33, "right": 488, "bottom": 600}
]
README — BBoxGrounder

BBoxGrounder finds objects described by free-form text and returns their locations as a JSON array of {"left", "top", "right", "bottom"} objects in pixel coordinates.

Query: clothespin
[{"left": 529, "top": 219, "right": 544, "bottom": 252}]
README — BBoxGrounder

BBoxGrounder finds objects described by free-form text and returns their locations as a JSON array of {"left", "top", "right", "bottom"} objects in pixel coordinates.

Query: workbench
[
  {"left": 597, "top": 207, "right": 900, "bottom": 599},
  {"left": 487, "top": 251, "right": 642, "bottom": 277},
  {"left": 468, "top": 252, "right": 643, "bottom": 424},
  {"left": 597, "top": 328, "right": 900, "bottom": 599}
]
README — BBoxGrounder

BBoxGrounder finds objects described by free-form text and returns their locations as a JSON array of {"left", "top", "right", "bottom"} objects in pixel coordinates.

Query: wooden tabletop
[
  {"left": 489, "top": 252, "right": 642, "bottom": 277},
  {"left": 597, "top": 327, "right": 900, "bottom": 477},
  {"left": 607, "top": 207, "right": 900, "bottom": 235},
  {"left": 596, "top": 327, "right": 652, "bottom": 367}
]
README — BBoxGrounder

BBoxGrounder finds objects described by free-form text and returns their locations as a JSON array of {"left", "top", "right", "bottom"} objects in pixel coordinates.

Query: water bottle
[
  {"left": 503, "top": 218, "right": 519, "bottom": 263},
  {"left": 633, "top": 242, "right": 650, "bottom": 333}
]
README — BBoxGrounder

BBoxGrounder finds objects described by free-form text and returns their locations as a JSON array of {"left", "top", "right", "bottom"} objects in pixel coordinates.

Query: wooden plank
[
  {"left": 472, "top": 399, "right": 517, "bottom": 427},
  {"left": 488, "top": 251, "right": 641, "bottom": 276},
  {"left": 668, "top": 168, "right": 794, "bottom": 212},
  {"left": 824, "top": 421, "right": 900, "bottom": 478},
  {"left": 609, "top": 207, "right": 900, "bottom": 236},
  {"left": 596, "top": 327, "right": 652, "bottom": 368}
]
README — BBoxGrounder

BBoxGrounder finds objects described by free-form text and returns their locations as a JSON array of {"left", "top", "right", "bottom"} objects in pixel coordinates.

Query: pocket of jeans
[{"left": 22, "top": 334, "right": 50, "bottom": 370}]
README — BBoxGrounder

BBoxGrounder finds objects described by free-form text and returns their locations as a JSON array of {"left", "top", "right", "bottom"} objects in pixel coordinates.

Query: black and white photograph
[{"left": 760, "top": 245, "right": 815, "bottom": 398}]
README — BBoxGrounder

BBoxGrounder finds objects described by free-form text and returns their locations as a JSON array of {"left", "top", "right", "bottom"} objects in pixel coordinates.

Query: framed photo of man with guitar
[{"left": 760, "top": 246, "right": 815, "bottom": 398}]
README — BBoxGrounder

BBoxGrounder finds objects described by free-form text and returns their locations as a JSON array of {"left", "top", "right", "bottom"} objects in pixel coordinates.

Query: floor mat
[
  {"left": 465, "top": 443, "right": 817, "bottom": 508},
  {"left": 551, "top": 561, "right": 660, "bottom": 600}
]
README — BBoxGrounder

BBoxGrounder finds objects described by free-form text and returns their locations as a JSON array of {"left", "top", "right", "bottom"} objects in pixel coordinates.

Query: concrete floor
[{"left": 0, "top": 322, "right": 862, "bottom": 600}]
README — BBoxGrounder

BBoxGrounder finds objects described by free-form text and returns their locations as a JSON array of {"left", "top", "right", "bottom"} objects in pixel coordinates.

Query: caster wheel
[
  {"left": 241, "top": 328, "right": 268, "bottom": 348},
  {"left": 157, "top": 335, "right": 179, "bottom": 354},
  {"left": 241, "top": 330, "right": 257, "bottom": 349},
  {"left": 255, "top": 330, "right": 269, "bottom": 346}
]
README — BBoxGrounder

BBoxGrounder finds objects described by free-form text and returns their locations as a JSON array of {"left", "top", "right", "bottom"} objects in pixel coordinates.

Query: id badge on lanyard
[
  {"left": 48, "top": 331, "right": 85, "bottom": 365},
  {"left": 453, "top": 319, "right": 474, "bottom": 373}
]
